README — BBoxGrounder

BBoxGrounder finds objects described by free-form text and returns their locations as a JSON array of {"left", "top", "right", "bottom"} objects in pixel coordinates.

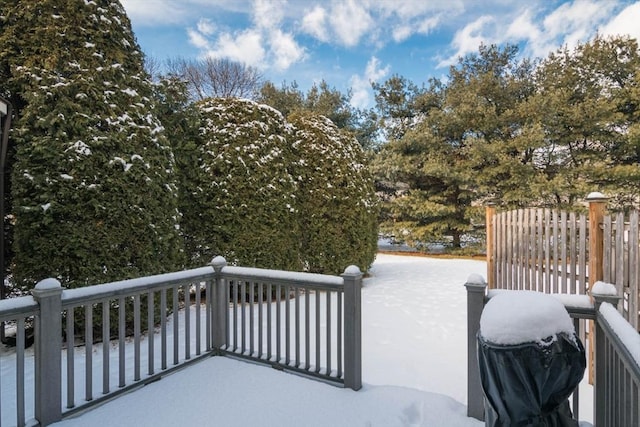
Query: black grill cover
[{"left": 477, "top": 332, "right": 586, "bottom": 427}]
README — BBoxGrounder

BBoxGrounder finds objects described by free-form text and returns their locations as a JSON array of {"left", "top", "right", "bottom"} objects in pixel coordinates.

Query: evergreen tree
[
  {"left": 374, "top": 44, "right": 535, "bottom": 248},
  {"left": 188, "top": 98, "right": 301, "bottom": 270},
  {"left": 0, "top": 0, "right": 184, "bottom": 294},
  {"left": 258, "top": 80, "right": 379, "bottom": 150},
  {"left": 533, "top": 36, "right": 640, "bottom": 208},
  {"left": 289, "top": 112, "right": 378, "bottom": 274}
]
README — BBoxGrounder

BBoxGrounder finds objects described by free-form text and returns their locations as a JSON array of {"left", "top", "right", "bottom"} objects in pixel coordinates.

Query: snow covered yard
[{"left": 52, "top": 253, "right": 487, "bottom": 426}]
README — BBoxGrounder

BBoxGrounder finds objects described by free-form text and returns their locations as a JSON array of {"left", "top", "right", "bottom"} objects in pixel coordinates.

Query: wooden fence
[{"left": 486, "top": 193, "right": 640, "bottom": 331}]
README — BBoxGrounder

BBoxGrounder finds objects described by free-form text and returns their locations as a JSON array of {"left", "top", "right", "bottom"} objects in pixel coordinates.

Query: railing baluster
[
  {"left": 161, "top": 289, "right": 167, "bottom": 370},
  {"left": 295, "top": 287, "right": 300, "bottom": 368},
  {"left": 118, "top": 297, "right": 125, "bottom": 388},
  {"left": 276, "top": 284, "right": 281, "bottom": 363},
  {"left": 249, "top": 282, "right": 255, "bottom": 357},
  {"left": 134, "top": 294, "right": 141, "bottom": 381},
  {"left": 195, "top": 282, "right": 201, "bottom": 356},
  {"left": 17, "top": 317, "right": 25, "bottom": 427},
  {"left": 173, "top": 285, "right": 179, "bottom": 365},
  {"left": 305, "top": 290, "right": 310, "bottom": 370},
  {"left": 102, "top": 300, "right": 110, "bottom": 394},
  {"left": 267, "top": 283, "right": 272, "bottom": 360},
  {"left": 206, "top": 279, "right": 212, "bottom": 352},
  {"left": 285, "top": 284, "right": 290, "bottom": 365},
  {"left": 258, "top": 282, "right": 263, "bottom": 358},
  {"left": 185, "top": 284, "right": 191, "bottom": 360},
  {"left": 337, "top": 291, "right": 343, "bottom": 378},
  {"left": 241, "top": 280, "right": 247, "bottom": 354},
  {"left": 326, "top": 291, "right": 331, "bottom": 375},
  {"left": 315, "top": 290, "right": 321, "bottom": 373},
  {"left": 233, "top": 281, "right": 238, "bottom": 352},
  {"left": 66, "top": 308, "right": 75, "bottom": 408},
  {"left": 147, "top": 291, "right": 155, "bottom": 375},
  {"left": 85, "top": 304, "right": 93, "bottom": 401}
]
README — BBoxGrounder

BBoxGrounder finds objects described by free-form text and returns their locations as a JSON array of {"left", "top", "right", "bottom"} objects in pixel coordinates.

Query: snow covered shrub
[
  {"left": 187, "top": 98, "right": 301, "bottom": 270},
  {"left": 288, "top": 112, "right": 378, "bottom": 274},
  {"left": 4, "top": 0, "right": 184, "bottom": 292},
  {"left": 2, "top": 0, "right": 184, "bottom": 337}
]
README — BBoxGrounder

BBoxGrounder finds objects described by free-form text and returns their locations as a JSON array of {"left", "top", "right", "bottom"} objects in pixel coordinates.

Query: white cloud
[
  {"left": 350, "top": 56, "right": 391, "bottom": 109},
  {"left": 301, "top": 5, "right": 329, "bottom": 42},
  {"left": 418, "top": 15, "right": 441, "bottom": 34},
  {"left": 330, "top": 0, "right": 374, "bottom": 47},
  {"left": 120, "top": 0, "right": 188, "bottom": 25},
  {"left": 252, "top": 0, "right": 285, "bottom": 30},
  {"left": 438, "top": 15, "right": 494, "bottom": 68},
  {"left": 196, "top": 18, "right": 216, "bottom": 36},
  {"left": 270, "top": 29, "right": 306, "bottom": 71},
  {"left": 392, "top": 25, "right": 413, "bottom": 43},
  {"left": 600, "top": 2, "right": 640, "bottom": 43},
  {"left": 505, "top": 9, "right": 540, "bottom": 42},
  {"left": 187, "top": 27, "right": 211, "bottom": 49},
  {"left": 541, "top": 0, "right": 607, "bottom": 51},
  {"left": 184, "top": 0, "right": 307, "bottom": 71},
  {"left": 206, "top": 29, "right": 266, "bottom": 67}
]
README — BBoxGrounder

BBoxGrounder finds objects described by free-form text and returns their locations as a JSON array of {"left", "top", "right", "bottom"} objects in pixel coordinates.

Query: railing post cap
[
  {"left": 210, "top": 256, "right": 227, "bottom": 269},
  {"left": 586, "top": 192, "right": 608, "bottom": 202},
  {"left": 32, "top": 278, "right": 63, "bottom": 298},
  {"left": 465, "top": 273, "right": 487, "bottom": 289},
  {"left": 342, "top": 265, "right": 362, "bottom": 277},
  {"left": 34, "top": 278, "right": 62, "bottom": 291}
]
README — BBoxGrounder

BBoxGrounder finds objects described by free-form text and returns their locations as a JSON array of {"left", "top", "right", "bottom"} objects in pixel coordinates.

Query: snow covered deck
[
  {"left": 0, "top": 254, "right": 490, "bottom": 426},
  {"left": 52, "top": 254, "right": 487, "bottom": 427}
]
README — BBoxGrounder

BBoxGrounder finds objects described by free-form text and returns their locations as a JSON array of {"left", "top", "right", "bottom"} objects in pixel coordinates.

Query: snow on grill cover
[{"left": 478, "top": 291, "right": 586, "bottom": 427}]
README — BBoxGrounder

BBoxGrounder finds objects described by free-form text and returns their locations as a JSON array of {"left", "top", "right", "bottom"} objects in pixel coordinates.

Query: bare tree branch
[{"left": 164, "top": 57, "right": 263, "bottom": 101}]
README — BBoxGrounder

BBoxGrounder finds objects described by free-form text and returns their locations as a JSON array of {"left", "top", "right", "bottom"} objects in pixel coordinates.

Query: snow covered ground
[{"left": 2, "top": 253, "right": 591, "bottom": 426}]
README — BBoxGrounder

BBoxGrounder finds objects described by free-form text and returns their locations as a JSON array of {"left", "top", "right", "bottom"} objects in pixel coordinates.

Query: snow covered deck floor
[
  {"left": 55, "top": 356, "right": 481, "bottom": 427},
  {"left": 52, "top": 254, "right": 489, "bottom": 426}
]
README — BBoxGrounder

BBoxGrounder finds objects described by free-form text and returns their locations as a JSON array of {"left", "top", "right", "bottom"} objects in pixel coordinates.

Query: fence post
[
  {"left": 587, "top": 192, "right": 607, "bottom": 384},
  {"left": 343, "top": 265, "right": 363, "bottom": 391},
  {"left": 485, "top": 204, "right": 496, "bottom": 289},
  {"left": 592, "top": 290, "right": 621, "bottom": 426},
  {"left": 32, "top": 278, "right": 63, "bottom": 426},
  {"left": 465, "top": 275, "right": 487, "bottom": 421},
  {"left": 587, "top": 192, "right": 607, "bottom": 289},
  {"left": 211, "top": 256, "right": 227, "bottom": 352}
]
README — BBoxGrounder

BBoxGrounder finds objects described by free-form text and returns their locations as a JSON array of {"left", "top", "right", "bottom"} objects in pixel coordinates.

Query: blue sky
[{"left": 121, "top": 0, "right": 640, "bottom": 108}]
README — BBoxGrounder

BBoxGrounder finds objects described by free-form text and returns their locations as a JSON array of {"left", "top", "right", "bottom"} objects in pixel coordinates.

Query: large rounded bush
[
  {"left": 185, "top": 98, "right": 301, "bottom": 270},
  {"left": 289, "top": 112, "right": 378, "bottom": 274}
]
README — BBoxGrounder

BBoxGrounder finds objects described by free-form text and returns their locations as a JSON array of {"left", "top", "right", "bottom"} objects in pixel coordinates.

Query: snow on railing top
[
  {"left": 62, "top": 266, "right": 215, "bottom": 305},
  {"left": 221, "top": 265, "right": 347, "bottom": 288},
  {"left": 599, "top": 302, "right": 640, "bottom": 368},
  {"left": 0, "top": 295, "right": 39, "bottom": 320}
]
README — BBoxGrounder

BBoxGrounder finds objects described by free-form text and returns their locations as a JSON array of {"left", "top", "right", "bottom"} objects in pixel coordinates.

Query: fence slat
[
  {"left": 579, "top": 214, "right": 587, "bottom": 294},
  {"left": 537, "top": 208, "right": 544, "bottom": 291},
  {"left": 630, "top": 211, "right": 639, "bottom": 330},
  {"left": 561, "top": 211, "right": 568, "bottom": 293},
  {"left": 569, "top": 212, "right": 577, "bottom": 294},
  {"left": 604, "top": 215, "right": 612, "bottom": 284}
]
